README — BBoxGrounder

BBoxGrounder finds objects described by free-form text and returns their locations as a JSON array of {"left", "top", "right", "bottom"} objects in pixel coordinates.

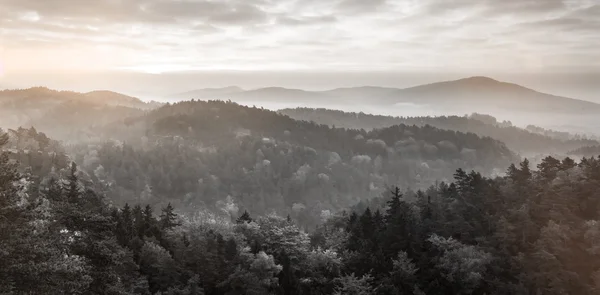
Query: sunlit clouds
[{"left": 0, "top": 0, "right": 598, "bottom": 74}]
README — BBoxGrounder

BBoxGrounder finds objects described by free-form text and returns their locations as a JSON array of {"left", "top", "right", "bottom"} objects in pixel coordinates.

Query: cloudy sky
[
  {"left": 0, "top": 0, "right": 599, "bottom": 98},
  {"left": 1, "top": 0, "right": 598, "bottom": 73}
]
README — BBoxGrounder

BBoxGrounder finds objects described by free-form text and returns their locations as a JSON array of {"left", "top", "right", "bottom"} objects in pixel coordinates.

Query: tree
[
  {"left": 142, "top": 204, "right": 159, "bottom": 238},
  {"left": 428, "top": 234, "right": 492, "bottom": 294},
  {"left": 383, "top": 187, "right": 415, "bottom": 258},
  {"left": 519, "top": 158, "right": 532, "bottom": 181},
  {"left": 333, "top": 273, "right": 374, "bottom": 295},
  {"left": 160, "top": 203, "right": 181, "bottom": 230},
  {"left": 139, "top": 242, "right": 181, "bottom": 294},
  {"left": 237, "top": 210, "right": 253, "bottom": 224},
  {"left": 388, "top": 251, "right": 419, "bottom": 293},
  {"left": 0, "top": 131, "right": 91, "bottom": 293},
  {"left": 538, "top": 156, "right": 561, "bottom": 183},
  {"left": 221, "top": 250, "right": 282, "bottom": 295}
]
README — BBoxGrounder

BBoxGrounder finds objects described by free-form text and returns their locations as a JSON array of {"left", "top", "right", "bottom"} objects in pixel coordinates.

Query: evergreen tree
[
  {"left": 143, "top": 204, "right": 158, "bottom": 238},
  {"left": 116, "top": 203, "right": 134, "bottom": 246},
  {"left": 383, "top": 187, "right": 414, "bottom": 258},
  {"left": 160, "top": 203, "right": 181, "bottom": 230},
  {"left": 236, "top": 210, "right": 253, "bottom": 224}
]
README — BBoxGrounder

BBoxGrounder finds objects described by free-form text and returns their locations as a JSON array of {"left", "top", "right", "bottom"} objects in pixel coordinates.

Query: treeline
[
  {"left": 2, "top": 127, "right": 70, "bottom": 179},
  {"left": 280, "top": 107, "right": 597, "bottom": 155},
  {"left": 3, "top": 127, "right": 600, "bottom": 294},
  {"left": 67, "top": 101, "right": 516, "bottom": 228},
  {"left": 525, "top": 124, "right": 597, "bottom": 141},
  {"left": 568, "top": 145, "right": 600, "bottom": 158}
]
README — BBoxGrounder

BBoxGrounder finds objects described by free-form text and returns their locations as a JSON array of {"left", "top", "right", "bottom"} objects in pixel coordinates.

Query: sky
[{"left": 0, "top": 0, "right": 599, "bottom": 97}]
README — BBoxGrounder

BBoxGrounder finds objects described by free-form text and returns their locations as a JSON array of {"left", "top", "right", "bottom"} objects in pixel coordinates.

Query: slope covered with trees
[
  {"left": 568, "top": 145, "right": 600, "bottom": 158},
  {"left": 69, "top": 100, "right": 516, "bottom": 228},
  {"left": 0, "top": 87, "right": 156, "bottom": 142},
  {"left": 280, "top": 108, "right": 597, "bottom": 155},
  {"left": 2, "top": 124, "right": 599, "bottom": 294}
]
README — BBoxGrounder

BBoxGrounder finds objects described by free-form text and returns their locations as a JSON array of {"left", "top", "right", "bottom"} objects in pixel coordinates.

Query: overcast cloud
[{"left": 0, "top": 0, "right": 598, "bottom": 74}]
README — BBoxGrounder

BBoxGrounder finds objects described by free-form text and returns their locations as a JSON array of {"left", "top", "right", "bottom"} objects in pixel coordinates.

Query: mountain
[
  {"left": 84, "top": 100, "right": 517, "bottom": 226},
  {"left": 385, "top": 76, "right": 600, "bottom": 114},
  {"left": 170, "top": 86, "right": 334, "bottom": 103},
  {"left": 166, "top": 77, "right": 600, "bottom": 118},
  {"left": 169, "top": 86, "right": 244, "bottom": 100},
  {"left": 0, "top": 87, "right": 155, "bottom": 109},
  {"left": 225, "top": 87, "right": 334, "bottom": 103},
  {"left": 84, "top": 90, "right": 154, "bottom": 109},
  {"left": 320, "top": 86, "right": 399, "bottom": 99},
  {"left": 0, "top": 87, "right": 153, "bottom": 141},
  {"left": 568, "top": 145, "right": 600, "bottom": 157},
  {"left": 279, "top": 108, "right": 599, "bottom": 155}
]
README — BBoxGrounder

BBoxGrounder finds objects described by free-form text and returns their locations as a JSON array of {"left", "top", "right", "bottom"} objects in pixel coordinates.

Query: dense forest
[
  {"left": 60, "top": 100, "right": 516, "bottom": 228},
  {"left": 2, "top": 88, "right": 600, "bottom": 294},
  {"left": 280, "top": 108, "right": 597, "bottom": 155},
  {"left": 569, "top": 145, "right": 600, "bottom": 158},
  {"left": 3, "top": 125, "right": 600, "bottom": 294}
]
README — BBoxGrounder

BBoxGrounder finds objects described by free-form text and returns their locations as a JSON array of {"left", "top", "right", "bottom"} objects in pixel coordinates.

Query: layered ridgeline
[
  {"left": 0, "top": 87, "right": 161, "bottom": 141},
  {"left": 166, "top": 77, "right": 600, "bottom": 114},
  {"left": 170, "top": 77, "right": 600, "bottom": 136},
  {"left": 69, "top": 100, "right": 517, "bottom": 228},
  {"left": 170, "top": 77, "right": 600, "bottom": 115},
  {"left": 280, "top": 108, "right": 597, "bottom": 155},
  {"left": 568, "top": 145, "right": 600, "bottom": 158}
]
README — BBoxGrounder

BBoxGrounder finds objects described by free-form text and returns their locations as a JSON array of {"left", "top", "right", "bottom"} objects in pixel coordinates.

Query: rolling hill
[
  {"left": 77, "top": 100, "right": 518, "bottom": 225},
  {"left": 384, "top": 76, "right": 600, "bottom": 114},
  {"left": 169, "top": 86, "right": 334, "bottom": 104},
  {"left": 170, "top": 86, "right": 244, "bottom": 100},
  {"left": 0, "top": 87, "right": 156, "bottom": 141},
  {"left": 84, "top": 90, "right": 157, "bottom": 109},
  {"left": 166, "top": 77, "right": 600, "bottom": 117},
  {"left": 279, "top": 108, "right": 598, "bottom": 155}
]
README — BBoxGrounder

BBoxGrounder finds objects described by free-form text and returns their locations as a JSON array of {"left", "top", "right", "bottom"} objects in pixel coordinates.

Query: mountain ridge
[{"left": 163, "top": 76, "right": 600, "bottom": 114}]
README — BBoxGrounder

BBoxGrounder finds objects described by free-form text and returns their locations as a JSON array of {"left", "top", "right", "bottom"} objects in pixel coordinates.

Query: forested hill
[
  {"left": 2, "top": 127, "right": 70, "bottom": 178},
  {"left": 112, "top": 100, "right": 515, "bottom": 159},
  {"left": 568, "top": 145, "right": 600, "bottom": 158},
  {"left": 72, "top": 100, "right": 517, "bottom": 228},
  {"left": 0, "top": 87, "right": 156, "bottom": 141},
  {"left": 4, "top": 125, "right": 600, "bottom": 294},
  {"left": 280, "top": 108, "right": 597, "bottom": 155}
]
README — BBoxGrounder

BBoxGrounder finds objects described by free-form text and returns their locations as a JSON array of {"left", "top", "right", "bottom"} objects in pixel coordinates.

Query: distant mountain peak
[
  {"left": 202, "top": 86, "right": 244, "bottom": 92},
  {"left": 169, "top": 86, "right": 244, "bottom": 100},
  {"left": 457, "top": 76, "right": 500, "bottom": 84},
  {"left": 254, "top": 87, "right": 302, "bottom": 91}
]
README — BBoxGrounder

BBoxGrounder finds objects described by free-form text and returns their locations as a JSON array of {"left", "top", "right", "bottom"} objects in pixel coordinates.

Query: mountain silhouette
[
  {"left": 169, "top": 86, "right": 244, "bottom": 100},
  {"left": 320, "top": 86, "right": 399, "bottom": 99},
  {"left": 171, "top": 76, "right": 600, "bottom": 115},
  {"left": 385, "top": 76, "right": 600, "bottom": 114},
  {"left": 84, "top": 90, "right": 150, "bottom": 108}
]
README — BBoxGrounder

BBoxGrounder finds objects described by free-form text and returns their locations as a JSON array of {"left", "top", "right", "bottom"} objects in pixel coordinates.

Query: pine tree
[
  {"left": 383, "top": 187, "right": 414, "bottom": 258},
  {"left": 160, "top": 203, "right": 181, "bottom": 230},
  {"left": 143, "top": 204, "right": 157, "bottom": 238},
  {"left": 236, "top": 210, "right": 253, "bottom": 224},
  {"left": 66, "top": 162, "right": 80, "bottom": 204},
  {"left": 116, "top": 203, "right": 134, "bottom": 246},
  {"left": 519, "top": 158, "right": 532, "bottom": 180},
  {"left": 133, "top": 204, "right": 145, "bottom": 238},
  {"left": 507, "top": 163, "right": 519, "bottom": 182}
]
